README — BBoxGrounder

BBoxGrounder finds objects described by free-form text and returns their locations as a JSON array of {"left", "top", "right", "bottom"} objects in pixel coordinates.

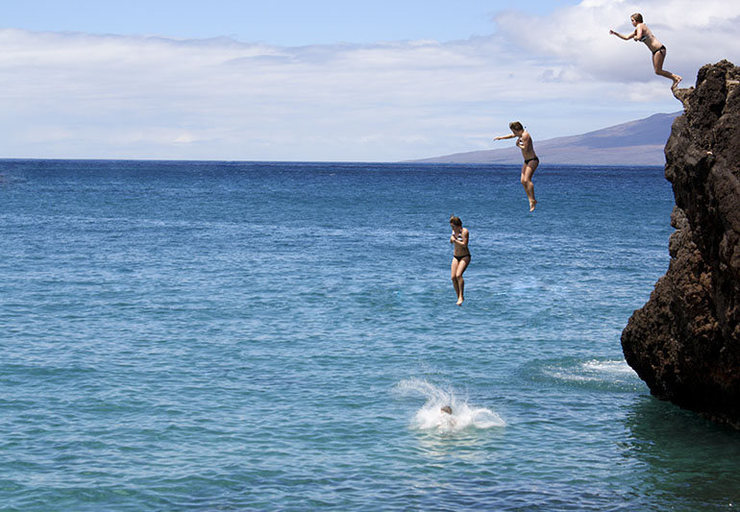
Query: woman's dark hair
[
  {"left": 509, "top": 121, "right": 524, "bottom": 132},
  {"left": 449, "top": 215, "right": 462, "bottom": 227}
]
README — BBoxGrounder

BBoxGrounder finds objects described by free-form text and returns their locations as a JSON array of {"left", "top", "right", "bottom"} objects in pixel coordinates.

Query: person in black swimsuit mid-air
[
  {"left": 449, "top": 215, "right": 470, "bottom": 306},
  {"left": 609, "top": 13, "right": 682, "bottom": 89},
  {"left": 494, "top": 121, "right": 539, "bottom": 212}
]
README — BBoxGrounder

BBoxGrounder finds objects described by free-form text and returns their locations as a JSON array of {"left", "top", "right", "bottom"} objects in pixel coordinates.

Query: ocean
[{"left": 1, "top": 159, "right": 738, "bottom": 511}]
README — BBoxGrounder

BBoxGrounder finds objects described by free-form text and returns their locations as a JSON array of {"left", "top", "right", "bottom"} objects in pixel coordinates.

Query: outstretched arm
[
  {"left": 609, "top": 29, "right": 636, "bottom": 41},
  {"left": 493, "top": 134, "right": 516, "bottom": 141}
]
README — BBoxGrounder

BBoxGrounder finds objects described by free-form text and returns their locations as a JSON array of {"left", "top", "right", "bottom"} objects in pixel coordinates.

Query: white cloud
[
  {"left": 493, "top": 0, "right": 740, "bottom": 84},
  {"left": 0, "top": 1, "right": 736, "bottom": 161}
]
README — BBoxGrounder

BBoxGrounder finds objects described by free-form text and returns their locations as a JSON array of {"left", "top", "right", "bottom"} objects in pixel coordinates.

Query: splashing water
[
  {"left": 396, "top": 379, "right": 506, "bottom": 433},
  {"left": 543, "top": 359, "right": 640, "bottom": 384},
  {"left": 581, "top": 359, "right": 637, "bottom": 375}
]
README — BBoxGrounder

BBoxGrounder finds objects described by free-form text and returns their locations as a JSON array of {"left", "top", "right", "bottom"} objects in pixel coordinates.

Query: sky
[{"left": 0, "top": 0, "right": 738, "bottom": 162}]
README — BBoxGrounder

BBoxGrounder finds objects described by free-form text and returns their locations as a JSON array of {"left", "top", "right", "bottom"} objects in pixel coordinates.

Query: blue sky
[
  {"left": 0, "top": 0, "right": 737, "bottom": 161},
  {"left": 0, "top": 1, "right": 578, "bottom": 45}
]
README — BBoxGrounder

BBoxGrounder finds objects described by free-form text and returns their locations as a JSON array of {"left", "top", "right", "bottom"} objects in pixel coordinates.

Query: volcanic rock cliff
[{"left": 621, "top": 60, "right": 740, "bottom": 428}]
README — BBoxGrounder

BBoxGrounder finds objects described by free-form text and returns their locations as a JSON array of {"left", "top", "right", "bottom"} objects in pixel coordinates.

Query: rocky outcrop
[{"left": 621, "top": 60, "right": 740, "bottom": 428}]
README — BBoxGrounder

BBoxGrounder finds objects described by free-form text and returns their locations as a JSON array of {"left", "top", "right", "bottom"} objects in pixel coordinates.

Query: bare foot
[
  {"left": 672, "top": 75, "right": 682, "bottom": 89},
  {"left": 456, "top": 297, "right": 463, "bottom": 306},
  {"left": 529, "top": 199, "right": 537, "bottom": 212}
]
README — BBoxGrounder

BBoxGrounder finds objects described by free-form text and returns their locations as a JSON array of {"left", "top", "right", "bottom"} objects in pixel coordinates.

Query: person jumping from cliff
[
  {"left": 493, "top": 122, "right": 539, "bottom": 212},
  {"left": 609, "top": 13, "right": 682, "bottom": 89}
]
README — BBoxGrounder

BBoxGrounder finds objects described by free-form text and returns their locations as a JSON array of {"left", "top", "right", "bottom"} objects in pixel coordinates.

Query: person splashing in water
[
  {"left": 449, "top": 215, "right": 470, "bottom": 306},
  {"left": 493, "top": 122, "right": 539, "bottom": 212},
  {"left": 440, "top": 405, "right": 456, "bottom": 428},
  {"left": 609, "top": 13, "right": 682, "bottom": 89}
]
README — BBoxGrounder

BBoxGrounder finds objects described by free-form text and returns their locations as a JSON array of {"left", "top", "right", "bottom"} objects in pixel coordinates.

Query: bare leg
[
  {"left": 521, "top": 161, "right": 538, "bottom": 211},
  {"left": 454, "top": 256, "right": 470, "bottom": 306},
  {"left": 451, "top": 258, "right": 460, "bottom": 301},
  {"left": 653, "top": 49, "right": 681, "bottom": 88}
]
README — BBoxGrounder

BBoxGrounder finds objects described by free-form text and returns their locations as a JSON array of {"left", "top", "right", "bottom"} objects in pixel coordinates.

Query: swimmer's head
[
  {"left": 630, "top": 13, "right": 643, "bottom": 24},
  {"left": 509, "top": 121, "right": 524, "bottom": 134},
  {"left": 441, "top": 405, "right": 452, "bottom": 415},
  {"left": 449, "top": 215, "right": 462, "bottom": 227}
]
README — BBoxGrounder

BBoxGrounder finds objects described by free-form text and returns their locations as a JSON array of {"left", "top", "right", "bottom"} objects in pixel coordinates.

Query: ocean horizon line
[{"left": 0, "top": 156, "right": 665, "bottom": 168}]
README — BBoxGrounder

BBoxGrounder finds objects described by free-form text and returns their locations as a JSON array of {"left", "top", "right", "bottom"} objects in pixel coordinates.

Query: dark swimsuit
[
  {"left": 640, "top": 33, "right": 666, "bottom": 55},
  {"left": 524, "top": 156, "right": 539, "bottom": 165},
  {"left": 453, "top": 232, "right": 471, "bottom": 261}
]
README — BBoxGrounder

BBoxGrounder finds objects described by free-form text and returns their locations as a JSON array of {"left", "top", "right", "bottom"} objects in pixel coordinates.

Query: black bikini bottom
[{"left": 652, "top": 45, "right": 666, "bottom": 55}]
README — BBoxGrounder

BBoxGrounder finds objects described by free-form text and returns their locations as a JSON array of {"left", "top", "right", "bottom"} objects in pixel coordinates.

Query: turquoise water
[{"left": 1, "top": 160, "right": 738, "bottom": 511}]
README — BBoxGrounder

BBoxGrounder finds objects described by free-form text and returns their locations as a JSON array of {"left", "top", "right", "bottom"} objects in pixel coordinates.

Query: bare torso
[
  {"left": 517, "top": 130, "right": 537, "bottom": 161},
  {"left": 452, "top": 227, "right": 470, "bottom": 257},
  {"left": 636, "top": 23, "right": 663, "bottom": 53}
]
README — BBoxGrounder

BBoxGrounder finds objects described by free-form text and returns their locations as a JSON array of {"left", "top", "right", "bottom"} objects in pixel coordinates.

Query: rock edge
[{"left": 621, "top": 60, "right": 740, "bottom": 428}]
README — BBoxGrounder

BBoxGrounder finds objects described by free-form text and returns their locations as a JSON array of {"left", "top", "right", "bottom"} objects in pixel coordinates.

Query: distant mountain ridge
[{"left": 409, "top": 112, "right": 681, "bottom": 166}]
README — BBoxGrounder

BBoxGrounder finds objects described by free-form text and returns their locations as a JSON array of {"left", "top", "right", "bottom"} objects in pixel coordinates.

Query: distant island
[{"left": 408, "top": 112, "right": 680, "bottom": 166}]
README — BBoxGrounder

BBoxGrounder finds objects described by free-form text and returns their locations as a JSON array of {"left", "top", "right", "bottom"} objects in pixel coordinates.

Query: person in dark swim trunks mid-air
[
  {"left": 609, "top": 13, "right": 682, "bottom": 89},
  {"left": 494, "top": 121, "right": 539, "bottom": 212}
]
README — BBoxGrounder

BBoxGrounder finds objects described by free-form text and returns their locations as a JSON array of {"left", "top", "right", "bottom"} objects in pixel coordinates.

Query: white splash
[
  {"left": 546, "top": 359, "right": 638, "bottom": 383},
  {"left": 582, "top": 359, "right": 637, "bottom": 375},
  {"left": 396, "top": 379, "right": 505, "bottom": 433}
]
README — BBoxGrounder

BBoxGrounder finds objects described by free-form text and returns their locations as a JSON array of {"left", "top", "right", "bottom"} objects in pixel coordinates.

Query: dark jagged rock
[{"left": 621, "top": 60, "right": 740, "bottom": 428}]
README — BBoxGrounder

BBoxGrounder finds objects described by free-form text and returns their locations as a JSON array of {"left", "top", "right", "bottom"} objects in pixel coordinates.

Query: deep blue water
[{"left": 1, "top": 159, "right": 738, "bottom": 511}]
